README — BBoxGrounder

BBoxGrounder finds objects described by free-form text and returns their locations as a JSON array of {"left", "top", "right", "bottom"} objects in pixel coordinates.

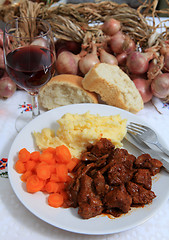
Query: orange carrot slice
[
  {"left": 39, "top": 151, "right": 55, "bottom": 165},
  {"left": 18, "top": 148, "right": 31, "bottom": 162},
  {"left": 30, "top": 151, "right": 40, "bottom": 162},
  {"left": 45, "top": 181, "right": 59, "bottom": 193},
  {"left": 50, "top": 164, "right": 68, "bottom": 182},
  {"left": 36, "top": 162, "right": 51, "bottom": 180},
  {"left": 26, "top": 175, "right": 44, "bottom": 193},
  {"left": 55, "top": 145, "right": 71, "bottom": 164},
  {"left": 25, "top": 160, "right": 37, "bottom": 172},
  {"left": 67, "top": 157, "right": 80, "bottom": 172},
  {"left": 21, "top": 170, "right": 32, "bottom": 182},
  {"left": 48, "top": 193, "right": 64, "bottom": 208},
  {"left": 15, "top": 160, "right": 26, "bottom": 174}
]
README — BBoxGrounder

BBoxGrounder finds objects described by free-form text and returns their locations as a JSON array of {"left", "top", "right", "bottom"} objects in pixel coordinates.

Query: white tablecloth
[{"left": 0, "top": 90, "right": 169, "bottom": 240}]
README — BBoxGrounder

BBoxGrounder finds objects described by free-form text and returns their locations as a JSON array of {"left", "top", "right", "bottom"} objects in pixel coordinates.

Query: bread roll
[
  {"left": 39, "top": 74, "right": 98, "bottom": 110},
  {"left": 82, "top": 63, "right": 144, "bottom": 113}
]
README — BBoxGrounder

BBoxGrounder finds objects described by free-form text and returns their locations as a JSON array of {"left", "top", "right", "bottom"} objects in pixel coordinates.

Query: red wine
[{"left": 6, "top": 45, "right": 55, "bottom": 92}]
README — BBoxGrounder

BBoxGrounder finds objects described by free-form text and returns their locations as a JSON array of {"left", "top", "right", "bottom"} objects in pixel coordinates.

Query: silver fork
[{"left": 127, "top": 122, "right": 169, "bottom": 157}]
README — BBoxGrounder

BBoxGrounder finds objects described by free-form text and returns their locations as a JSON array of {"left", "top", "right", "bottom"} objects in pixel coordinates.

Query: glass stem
[{"left": 31, "top": 93, "right": 40, "bottom": 118}]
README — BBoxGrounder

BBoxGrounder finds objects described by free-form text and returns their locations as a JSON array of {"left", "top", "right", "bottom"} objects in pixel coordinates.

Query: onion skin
[
  {"left": 99, "top": 48, "right": 118, "bottom": 65},
  {"left": 101, "top": 18, "right": 121, "bottom": 36},
  {"left": 0, "top": 47, "right": 5, "bottom": 69},
  {"left": 79, "top": 44, "right": 100, "bottom": 75},
  {"left": 123, "top": 35, "right": 136, "bottom": 54},
  {"left": 126, "top": 51, "right": 153, "bottom": 74},
  {"left": 0, "top": 75, "right": 16, "bottom": 98},
  {"left": 109, "top": 31, "right": 126, "bottom": 54},
  {"left": 116, "top": 52, "right": 127, "bottom": 65},
  {"left": 0, "top": 28, "right": 3, "bottom": 48},
  {"left": 56, "top": 50, "right": 81, "bottom": 75},
  {"left": 133, "top": 78, "right": 153, "bottom": 103},
  {"left": 151, "top": 73, "right": 169, "bottom": 99},
  {"left": 164, "top": 52, "right": 169, "bottom": 71}
]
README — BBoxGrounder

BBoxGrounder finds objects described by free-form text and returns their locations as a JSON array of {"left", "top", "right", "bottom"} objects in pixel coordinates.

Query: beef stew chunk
[
  {"left": 134, "top": 154, "right": 163, "bottom": 175},
  {"left": 77, "top": 174, "right": 103, "bottom": 219},
  {"left": 108, "top": 163, "right": 134, "bottom": 185},
  {"left": 64, "top": 138, "right": 162, "bottom": 219},
  {"left": 126, "top": 181, "right": 156, "bottom": 204},
  {"left": 93, "top": 171, "right": 107, "bottom": 197},
  {"left": 104, "top": 184, "right": 132, "bottom": 213},
  {"left": 133, "top": 169, "right": 152, "bottom": 190},
  {"left": 89, "top": 137, "right": 115, "bottom": 157}
]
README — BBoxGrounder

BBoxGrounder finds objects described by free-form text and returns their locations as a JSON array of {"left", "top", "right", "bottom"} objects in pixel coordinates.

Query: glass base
[{"left": 15, "top": 111, "right": 33, "bottom": 132}]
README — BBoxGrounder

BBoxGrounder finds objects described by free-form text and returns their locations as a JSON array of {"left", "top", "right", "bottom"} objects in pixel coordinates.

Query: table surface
[{"left": 0, "top": 89, "right": 169, "bottom": 240}]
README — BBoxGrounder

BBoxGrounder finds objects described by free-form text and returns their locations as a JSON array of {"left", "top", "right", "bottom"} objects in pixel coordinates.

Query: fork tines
[{"left": 127, "top": 122, "right": 147, "bottom": 135}]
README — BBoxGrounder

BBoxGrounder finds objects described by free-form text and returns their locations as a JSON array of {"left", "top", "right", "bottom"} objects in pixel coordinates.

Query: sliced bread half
[
  {"left": 82, "top": 63, "right": 144, "bottom": 113},
  {"left": 39, "top": 74, "right": 98, "bottom": 110}
]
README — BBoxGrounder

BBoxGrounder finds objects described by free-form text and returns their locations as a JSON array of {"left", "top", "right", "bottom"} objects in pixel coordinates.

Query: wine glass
[{"left": 3, "top": 17, "right": 56, "bottom": 132}]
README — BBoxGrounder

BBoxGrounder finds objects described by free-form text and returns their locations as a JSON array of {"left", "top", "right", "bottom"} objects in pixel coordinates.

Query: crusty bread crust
[
  {"left": 39, "top": 74, "right": 98, "bottom": 110},
  {"left": 82, "top": 63, "right": 144, "bottom": 113}
]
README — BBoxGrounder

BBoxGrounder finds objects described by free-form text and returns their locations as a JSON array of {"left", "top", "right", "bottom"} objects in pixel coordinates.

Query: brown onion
[
  {"left": 0, "top": 28, "right": 3, "bottom": 48},
  {"left": 151, "top": 73, "right": 169, "bottom": 98},
  {"left": 133, "top": 78, "right": 153, "bottom": 103},
  {"left": 123, "top": 35, "right": 136, "bottom": 54},
  {"left": 126, "top": 51, "right": 154, "bottom": 74},
  {"left": 79, "top": 44, "right": 100, "bottom": 75},
  {"left": 101, "top": 18, "right": 121, "bottom": 36},
  {"left": 109, "top": 31, "right": 126, "bottom": 54},
  {"left": 164, "top": 52, "right": 169, "bottom": 71},
  {"left": 160, "top": 42, "right": 169, "bottom": 56},
  {"left": 99, "top": 48, "right": 118, "bottom": 65},
  {"left": 56, "top": 50, "right": 81, "bottom": 75},
  {"left": 0, "top": 47, "right": 5, "bottom": 69},
  {"left": 116, "top": 52, "right": 127, "bottom": 65},
  {"left": 0, "top": 75, "right": 16, "bottom": 98}
]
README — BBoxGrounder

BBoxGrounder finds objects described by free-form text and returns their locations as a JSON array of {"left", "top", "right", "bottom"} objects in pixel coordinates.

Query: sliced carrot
[
  {"left": 25, "top": 160, "right": 37, "bottom": 172},
  {"left": 39, "top": 151, "right": 55, "bottom": 165},
  {"left": 48, "top": 193, "right": 64, "bottom": 208},
  {"left": 36, "top": 162, "right": 51, "bottom": 180},
  {"left": 20, "top": 170, "right": 32, "bottom": 182},
  {"left": 30, "top": 151, "right": 40, "bottom": 162},
  {"left": 18, "top": 148, "right": 31, "bottom": 162},
  {"left": 15, "top": 146, "right": 77, "bottom": 208},
  {"left": 67, "top": 157, "right": 80, "bottom": 172},
  {"left": 15, "top": 160, "right": 26, "bottom": 174},
  {"left": 45, "top": 181, "right": 59, "bottom": 193},
  {"left": 26, "top": 174, "right": 44, "bottom": 193},
  {"left": 43, "top": 147, "right": 56, "bottom": 155},
  {"left": 55, "top": 145, "right": 71, "bottom": 164},
  {"left": 50, "top": 164, "right": 68, "bottom": 182},
  {"left": 50, "top": 173, "right": 58, "bottom": 182},
  {"left": 49, "top": 164, "right": 56, "bottom": 174}
]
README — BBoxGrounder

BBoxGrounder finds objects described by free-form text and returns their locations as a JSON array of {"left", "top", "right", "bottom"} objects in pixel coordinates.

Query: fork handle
[{"left": 155, "top": 142, "right": 169, "bottom": 158}]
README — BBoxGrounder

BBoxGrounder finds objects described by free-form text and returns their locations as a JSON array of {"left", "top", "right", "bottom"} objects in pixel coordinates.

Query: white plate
[{"left": 8, "top": 104, "right": 169, "bottom": 235}]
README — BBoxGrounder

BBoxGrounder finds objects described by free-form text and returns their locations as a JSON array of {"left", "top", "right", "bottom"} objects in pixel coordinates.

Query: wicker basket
[{"left": 0, "top": 0, "right": 164, "bottom": 49}]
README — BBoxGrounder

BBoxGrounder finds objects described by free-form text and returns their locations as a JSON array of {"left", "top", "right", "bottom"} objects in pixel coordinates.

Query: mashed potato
[{"left": 34, "top": 112, "right": 127, "bottom": 157}]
